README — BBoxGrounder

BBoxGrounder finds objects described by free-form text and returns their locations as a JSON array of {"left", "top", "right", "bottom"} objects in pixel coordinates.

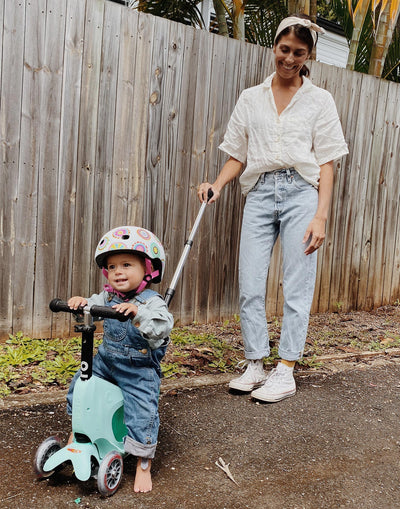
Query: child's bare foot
[
  {"left": 67, "top": 433, "right": 73, "bottom": 445},
  {"left": 134, "top": 458, "right": 152, "bottom": 493}
]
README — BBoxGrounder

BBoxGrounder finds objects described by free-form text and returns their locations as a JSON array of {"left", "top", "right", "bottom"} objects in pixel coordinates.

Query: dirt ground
[{"left": 1, "top": 305, "right": 400, "bottom": 508}]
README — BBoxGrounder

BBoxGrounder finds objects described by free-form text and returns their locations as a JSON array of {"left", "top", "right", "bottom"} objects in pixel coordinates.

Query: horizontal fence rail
[{"left": 0, "top": 0, "right": 399, "bottom": 339}]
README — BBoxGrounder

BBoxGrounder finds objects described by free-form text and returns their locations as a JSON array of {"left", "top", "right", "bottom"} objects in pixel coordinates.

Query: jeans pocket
[
  {"left": 103, "top": 319, "right": 127, "bottom": 342},
  {"left": 248, "top": 173, "right": 265, "bottom": 193},
  {"left": 291, "top": 171, "right": 313, "bottom": 191}
]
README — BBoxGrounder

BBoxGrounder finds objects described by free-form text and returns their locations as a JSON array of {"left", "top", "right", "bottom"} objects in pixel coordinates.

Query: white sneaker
[
  {"left": 229, "top": 360, "right": 266, "bottom": 392},
  {"left": 251, "top": 362, "right": 296, "bottom": 402}
]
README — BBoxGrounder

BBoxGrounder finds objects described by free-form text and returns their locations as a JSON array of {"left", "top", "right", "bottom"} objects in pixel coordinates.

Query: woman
[{"left": 198, "top": 16, "right": 348, "bottom": 403}]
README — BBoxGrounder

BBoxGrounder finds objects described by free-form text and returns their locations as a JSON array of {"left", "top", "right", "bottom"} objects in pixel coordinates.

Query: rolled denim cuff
[{"left": 124, "top": 436, "right": 157, "bottom": 459}]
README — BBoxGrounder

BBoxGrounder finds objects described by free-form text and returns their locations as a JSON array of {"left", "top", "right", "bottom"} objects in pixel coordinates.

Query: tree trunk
[
  {"left": 346, "top": 0, "right": 371, "bottom": 71},
  {"left": 232, "top": 0, "right": 245, "bottom": 40},
  {"left": 369, "top": 1, "right": 400, "bottom": 77},
  {"left": 287, "top": 0, "right": 309, "bottom": 15},
  {"left": 213, "top": 0, "right": 229, "bottom": 37},
  {"left": 369, "top": 2, "right": 390, "bottom": 76}
]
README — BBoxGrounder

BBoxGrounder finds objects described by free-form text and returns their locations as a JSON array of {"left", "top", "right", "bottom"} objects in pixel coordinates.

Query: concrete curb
[
  {"left": 2, "top": 349, "right": 400, "bottom": 410},
  {"left": 0, "top": 373, "right": 235, "bottom": 410}
]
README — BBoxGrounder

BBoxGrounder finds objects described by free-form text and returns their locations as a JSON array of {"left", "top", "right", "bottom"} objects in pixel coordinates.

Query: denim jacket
[{"left": 87, "top": 289, "right": 173, "bottom": 350}]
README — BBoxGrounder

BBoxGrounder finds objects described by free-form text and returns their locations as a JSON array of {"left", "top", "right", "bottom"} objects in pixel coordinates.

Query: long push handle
[{"left": 164, "top": 188, "right": 213, "bottom": 307}]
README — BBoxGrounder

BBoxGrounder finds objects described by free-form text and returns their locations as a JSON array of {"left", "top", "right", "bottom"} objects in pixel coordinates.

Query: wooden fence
[{"left": 0, "top": 0, "right": 399, "bottom": 339}]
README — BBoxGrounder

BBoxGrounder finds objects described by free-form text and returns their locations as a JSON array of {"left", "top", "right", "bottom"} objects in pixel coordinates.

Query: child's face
[{"left": 106, "top": 253, "right": 146, "bottom": 293}]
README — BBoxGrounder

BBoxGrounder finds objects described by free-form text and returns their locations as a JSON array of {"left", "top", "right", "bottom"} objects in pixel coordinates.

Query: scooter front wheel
[
  {"left": 34, "top": 436, "right": 63, "bottom": 478},
  {"left": 97, "top": 451, "right": 123, "bottom": 497}
]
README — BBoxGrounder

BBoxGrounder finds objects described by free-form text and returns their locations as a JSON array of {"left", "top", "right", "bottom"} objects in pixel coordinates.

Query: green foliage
[
  {"left": 130, "top": 0, "right": 205, "bottom": 27},
  {"left": 0, "top": 333, "right": 94, "bottom": 397},
  {"left": 244, "top": 0, "right": 288, "bottom": 47},
  {"left": 383, "top": 26, "right": 400, "bottom": 82},
  {"left": 298, "top": 355, "right": 323, "bottom": 369}
]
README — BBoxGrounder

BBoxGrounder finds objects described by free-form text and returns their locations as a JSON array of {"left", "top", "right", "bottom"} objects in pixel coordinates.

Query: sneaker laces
[
  {"left": 237, "top": 359, "right": 251, "bottom": 370},
  {"left": 265, "top": 365, "right": 293, "bottom": 384},
  {"left": 236, "top": 359, "right": 264, "bottom": 376}
]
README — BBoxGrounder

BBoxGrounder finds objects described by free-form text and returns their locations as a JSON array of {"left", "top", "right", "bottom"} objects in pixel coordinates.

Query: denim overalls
[{"left": 67, "top": 289, "right": 168, "bottom": 459}]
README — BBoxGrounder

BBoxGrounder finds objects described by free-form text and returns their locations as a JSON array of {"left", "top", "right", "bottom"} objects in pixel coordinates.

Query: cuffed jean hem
[
  {"left": 277, "top": 347, "right": 304, "bottom": 362},
  {"left": 244, "top": 348, "right": 270, "bottom": 360},
  {"left": 124, "top": 436, "right": 157, "bottom": 459}
]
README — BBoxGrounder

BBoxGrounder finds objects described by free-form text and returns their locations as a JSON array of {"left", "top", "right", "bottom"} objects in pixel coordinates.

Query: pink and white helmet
[{"left": 95, "top": 226, "right": 165, "bottom": 284}]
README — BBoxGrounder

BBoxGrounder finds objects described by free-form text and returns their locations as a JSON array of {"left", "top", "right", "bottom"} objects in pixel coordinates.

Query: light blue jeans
[{"left": 239, "top": 168, "right": 319, "bottom": 361}]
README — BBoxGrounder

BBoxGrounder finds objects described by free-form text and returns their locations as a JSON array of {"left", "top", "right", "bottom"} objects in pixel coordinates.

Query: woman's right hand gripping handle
[
  {"left": 198, "top": 184, "right": 218, "bottom": 204},
  {"left": 198, "top": 157, "right": 243, "bottom": 204}
]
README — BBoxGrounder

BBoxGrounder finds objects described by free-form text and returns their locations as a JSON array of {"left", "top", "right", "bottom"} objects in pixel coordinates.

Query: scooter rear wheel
[
  {"left": 34, "top": 436, "right": 62, "bottom": 478},
  {"left": 97, "top": 451, "right": 123, "bottom": 496}
]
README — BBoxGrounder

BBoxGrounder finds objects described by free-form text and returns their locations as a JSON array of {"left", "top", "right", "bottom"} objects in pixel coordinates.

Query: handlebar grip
[
  {"left": 49, "top": 298, "right": 131, "bottom": 322},
  {"left": 49, "top": 298, "right": 84, "bottom": 316},
  {"left": 90, "top": 305, "right": 131, "bottom": 322},
  {"left": 207, "top": 188, "right": 214, "bottom": 201}
]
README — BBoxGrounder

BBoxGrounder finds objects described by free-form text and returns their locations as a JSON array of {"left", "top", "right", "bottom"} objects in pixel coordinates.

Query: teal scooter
[
  {"left": 33, "top": 190, "right": 213, "bottom": 496},
  {"left": 34, "top": 299, "right": 130, "bottom": 496}
]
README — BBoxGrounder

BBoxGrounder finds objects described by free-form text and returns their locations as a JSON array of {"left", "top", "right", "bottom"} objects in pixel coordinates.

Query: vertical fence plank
[
  {"left": 143, "top": 16, "right": 170, "bottom": 234},
  {"left": 88, "top": 0, "right": 122, "bottom": 292},
  {"left": 161, "top": 23, "right": 196, "bottom": 323},
  {"left": 71, "top": 0, "right": 104, "bottom": 300},
  {"left": 326, "top": 71, "right": 363, "bottom": 312},
  {"left": 0, "top": 0, "right": 25, "bottom": 334},
  {"left": 51, "top": 0, "right": 86, "bottom": 337},
  {"left": 14, "top": 0, "right": 47, "bottom": 333},
  {"left": 383, "top": 83, "right": 400, "bottom": 305},
  {"left": 33, "top": 0, "right": 68, "bottom": 336},
  {"left": 111, "top": 7, "right": 139, "bottom": 227},
  {"left": 127, "top": 11, "right": 154, "bottom": 227},
  {"left": 179, "top": 28, "right": 214, "bottom": 324},
  {"left": 356, "top": 78, "right": 389, "bottom": 310},
  {"left": 365, "top": 80, "right": 397, "bottom": 308}
]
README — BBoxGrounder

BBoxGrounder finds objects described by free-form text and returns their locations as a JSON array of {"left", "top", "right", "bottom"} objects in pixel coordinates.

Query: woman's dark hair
[{"left": 274, "top": 14, "right": 315, "bottom": 77}]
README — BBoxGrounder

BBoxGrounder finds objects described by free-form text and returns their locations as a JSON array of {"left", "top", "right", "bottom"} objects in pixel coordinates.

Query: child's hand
[
  {"left": 112, "top": 302, "right": 138, "bottom": 317},
  {"left": 68, "top": 296, "right": 88, "bottom": 310}
]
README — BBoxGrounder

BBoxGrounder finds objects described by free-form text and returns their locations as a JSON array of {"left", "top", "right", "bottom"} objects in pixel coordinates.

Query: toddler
[{"left": 67, "top": 226, "right": 173, "bottom": 493}]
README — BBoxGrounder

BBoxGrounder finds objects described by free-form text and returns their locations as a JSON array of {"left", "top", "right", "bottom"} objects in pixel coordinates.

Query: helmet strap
[
  {"left": 102, "top": 258, "right": 160, "bottom": 298},
  {"left": 135, "top": 258, "right": 159, "bottom": 294}
]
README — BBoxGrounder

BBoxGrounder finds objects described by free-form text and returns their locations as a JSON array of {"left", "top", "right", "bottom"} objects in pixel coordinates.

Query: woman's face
[{"left": 273, "top": 31, "right": 311, "bottom": 81}]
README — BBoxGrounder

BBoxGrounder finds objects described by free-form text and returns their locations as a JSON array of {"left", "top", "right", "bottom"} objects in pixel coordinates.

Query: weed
[
  {"left": 335, "top": 302, "right": 344, "bottom": 313},
  {"left": 161, "top": 362, "right": 187, "bottom": 378},
  {"left": 298, "top": 355, "right": 323, "bottom": 369}
]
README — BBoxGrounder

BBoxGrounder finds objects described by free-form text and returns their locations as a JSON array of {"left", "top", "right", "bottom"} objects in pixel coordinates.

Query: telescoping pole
[{"left": 164, "top": 189, "right": 213, "bottom": 307}]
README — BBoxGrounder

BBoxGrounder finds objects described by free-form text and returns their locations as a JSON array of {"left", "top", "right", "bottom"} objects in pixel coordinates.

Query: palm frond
[
  {"left": 382, "top": 24, "right": 400, "bottom": 81},
  {"left": 244, "top": 0, "right": 287, "bottom": 47},
  {"left": 129, "top": 0, "right": 205, "bottom": 28}
]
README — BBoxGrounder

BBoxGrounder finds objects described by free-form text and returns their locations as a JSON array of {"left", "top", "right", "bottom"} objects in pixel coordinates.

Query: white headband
[{"left": 274, "top": 16, "right": 325, "bottom": 46}]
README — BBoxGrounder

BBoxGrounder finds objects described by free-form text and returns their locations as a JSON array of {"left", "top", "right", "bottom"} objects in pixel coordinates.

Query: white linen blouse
[{"left": 218, "top": 73, "right": 349, "bottom": 195}]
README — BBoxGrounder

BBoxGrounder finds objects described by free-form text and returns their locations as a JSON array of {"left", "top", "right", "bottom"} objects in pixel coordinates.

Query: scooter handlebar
[{"left": 49, "top": 298, "right": 131, "bottom": 322}]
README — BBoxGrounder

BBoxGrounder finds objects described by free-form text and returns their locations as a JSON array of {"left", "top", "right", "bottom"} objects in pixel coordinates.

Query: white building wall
[{"left": 316, "top": 30, "right": 349, "bottom": 68}]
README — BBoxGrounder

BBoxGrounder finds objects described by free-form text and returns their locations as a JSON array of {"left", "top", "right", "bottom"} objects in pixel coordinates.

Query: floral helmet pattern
[{"left": 95, "top": 226, "right": 165, "bottom": 285}]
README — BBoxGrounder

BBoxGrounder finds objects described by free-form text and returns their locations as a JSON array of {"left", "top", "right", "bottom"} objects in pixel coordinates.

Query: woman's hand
[
  {"left": 302, "top": 216, "right": 327, "bottom": 255},
  {"left": 68, "top": 296, "right": 88, "bottom": 310},
  {"left": 112, "top": 302, "right": 138, "bottom": 317},
  {"left": 303, "top": 161, "right": 334, "bottom": 255},
  {"left": 197, "top": 157, "right": 243, "bottom": 204},
  {"left": 197, "top": 183, "right": 219, "bottom": 204}
]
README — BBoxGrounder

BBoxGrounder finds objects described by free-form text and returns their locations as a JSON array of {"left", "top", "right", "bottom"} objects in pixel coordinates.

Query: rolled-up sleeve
[
  {"left": 133, "top": 296, "right": 174, "bottom": 349},
  {"left": 313, "top": 93, "right": 348, "bottom": 165},
  {"left": 218, "top": 92, "right": 248, "bottom": 163}
]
